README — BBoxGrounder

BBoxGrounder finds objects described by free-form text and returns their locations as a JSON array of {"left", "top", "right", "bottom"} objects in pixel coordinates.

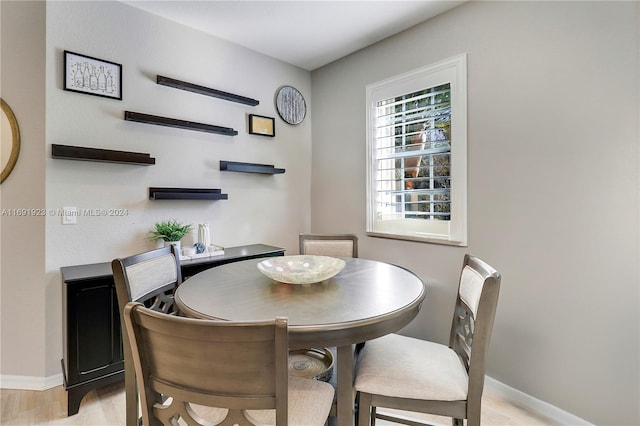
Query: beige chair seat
[
  {"left": 173, "top": 376, "right": 334, "bottom": 426},
  {"left": 246, "top": 376, "right": 334, "bottom": 425},
  {"left": 355, "top": 334, "right": 468, "bottom": 402}
]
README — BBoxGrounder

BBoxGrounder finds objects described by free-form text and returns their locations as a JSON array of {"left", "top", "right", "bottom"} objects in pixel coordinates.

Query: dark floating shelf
[
  {"left": 52, "top": 144, "right": 155, "bottom": 165},
  {"left": 156, "top": 75, "right": 259, "bottom": 107},
  {"left": 149, "top": 187, "right": 228, "bottom": 200},
  {"left": 220, "top": 161, "right": 285, "bottom": 175},
  {"left": 125, "top": 111, "right": 238, "bottom": 136}
]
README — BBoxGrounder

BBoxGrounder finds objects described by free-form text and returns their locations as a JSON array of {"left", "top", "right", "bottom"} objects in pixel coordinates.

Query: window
[{"left": 366, "top": 54, "right": 467, "bottom": 246}]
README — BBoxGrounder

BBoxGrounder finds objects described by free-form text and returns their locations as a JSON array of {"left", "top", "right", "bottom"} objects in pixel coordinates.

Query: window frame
[{"left": 366, "top": 54, "right": 468, "bottom": 246}]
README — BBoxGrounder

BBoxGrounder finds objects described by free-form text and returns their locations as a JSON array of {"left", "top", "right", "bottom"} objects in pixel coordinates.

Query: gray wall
[
  {"left": 310, "top": 2, "right": 639, "bottom": 425},
  {"left": 0, "top": 0, "right": 47, "bottom": 380},
  {"left": 1, "top": 0, "right": 312, "bottom": 384}
]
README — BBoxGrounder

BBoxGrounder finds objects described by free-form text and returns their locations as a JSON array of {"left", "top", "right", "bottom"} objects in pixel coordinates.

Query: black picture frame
[
  {"left": 64, "top": 50, "right": 122, "bottom": 100},
  {"left": 248, "top": 114, "right": 275, "bottom": 137}
]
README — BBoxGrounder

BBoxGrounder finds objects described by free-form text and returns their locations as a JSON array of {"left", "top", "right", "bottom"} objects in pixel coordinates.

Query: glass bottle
[
  {"left": 106, "top": 71, "right": 113, "bottom": 93},
  {"left": 98, "top": 66, "right": 106, "bottom": 91},
  {"left": 90, "top": 65, "right": 98, "bottom": 90},
  {"left": 82, "top": 62, "right": 90, "bottom": 88},
  {"left": 73, "top": 63, "right": 83, "bottom": 88}
]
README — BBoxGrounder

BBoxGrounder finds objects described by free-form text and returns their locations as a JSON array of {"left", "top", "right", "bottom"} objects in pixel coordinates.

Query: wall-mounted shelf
[
  {"left": 52, "top": 144, "right": 155, "bottom": 165},
  {"left": 125, "top": 111, "right": 238, "bottom": 136},
  {"left": 149, "top": 187, "right": 228, "bottom": 200},
  {"left": 156, "top": 75, "right": 259, "bottom": 107},
  {"left": 220, "top": 161, "right": 285, "bottom": 175}
]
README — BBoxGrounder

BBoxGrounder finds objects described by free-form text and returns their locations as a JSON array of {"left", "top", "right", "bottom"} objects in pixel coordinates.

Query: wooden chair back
[
  {"left": 449, "top": 254, "right": 501, "bottom": 419},
  {"left": 111, "top": 245, "right": 182, "bottom": 426},
  {"left": 112, "top": 245, "right": 182, "bottom": 315},
  {"left": 299, "top": 233, "right": 358, "bottom": 258},
  {"left": 123, "top": 302, "right": 290, "bottom": 426}
]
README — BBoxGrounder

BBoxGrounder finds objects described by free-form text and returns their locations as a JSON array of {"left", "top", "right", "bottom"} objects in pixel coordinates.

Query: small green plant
[{"left": 148, "top": 219, "right": 193, "bottom": 242}]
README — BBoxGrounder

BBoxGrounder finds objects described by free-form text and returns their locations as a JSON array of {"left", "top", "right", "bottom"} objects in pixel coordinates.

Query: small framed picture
[
  {"left": 248, "top": 114, "right": 275, "bottom": 137},
  {"left": 64, "top": 50, "right": 122, "bottom": 100}
]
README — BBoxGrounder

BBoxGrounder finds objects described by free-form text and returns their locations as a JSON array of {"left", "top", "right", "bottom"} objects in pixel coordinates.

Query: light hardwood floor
[{"left": 0, "top": 381, "right": 559, "bottom": 425}]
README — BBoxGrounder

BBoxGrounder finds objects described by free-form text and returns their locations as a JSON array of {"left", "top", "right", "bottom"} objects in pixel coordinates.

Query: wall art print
[
  {"left": 248, "top": 114, "right": 275, "bottom": 137},
  {"left": 275, "top": 86, "right": 306, "bottom": 125},
  {"left": 64, "top": 50, "right": 122, "bottom": 100}
]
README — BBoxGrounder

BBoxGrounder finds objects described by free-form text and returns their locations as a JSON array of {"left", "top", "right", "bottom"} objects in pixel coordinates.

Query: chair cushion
[
  {"left": 125, "top": 254, "right": 177, "bottom": 301},
  {"left": 354, "top": 334, "right": 468, "bottom": 401},
  {"left": 172, "top": 376, "right": 333, "bottom": 425},
  {"left": 303, "top": 240, "right": 354, "bottom": 258},
  {"left": 459, "top": 265, "right": 484, "bottom": 317},
  {"left": 246, "top": 376, "right": 335, "bottom": 425}
]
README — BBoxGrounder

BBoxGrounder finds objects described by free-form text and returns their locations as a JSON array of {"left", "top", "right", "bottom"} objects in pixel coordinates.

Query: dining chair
[
  {"left": 111, "top": 245, "right": 182, "bottom": 426},
  {"left": 354, "top": 254, "right": 501, "bottom": 426},
  {"left": 299, "top": 233, "right": 358, "bottom": 258},
  {"left": 123, "top": 301, "right": 335, "bottom": 426}
]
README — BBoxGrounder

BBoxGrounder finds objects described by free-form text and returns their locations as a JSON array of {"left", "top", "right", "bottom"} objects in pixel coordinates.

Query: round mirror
[{"left": 1, "top": 98, "right": 21, "bottom": 183}]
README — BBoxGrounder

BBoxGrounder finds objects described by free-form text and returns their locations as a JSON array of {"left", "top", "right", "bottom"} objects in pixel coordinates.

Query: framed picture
[
  {"left": 248, "top": 114, "right": 275, "bottom": 137},
  {"left": 64, "top": 50, "right": 122, "bottom": 100}
]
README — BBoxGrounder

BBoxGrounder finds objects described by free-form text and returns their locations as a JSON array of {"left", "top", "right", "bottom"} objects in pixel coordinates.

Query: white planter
[{"left": 165, "top": 240, "right": 181, "bottom": 253}]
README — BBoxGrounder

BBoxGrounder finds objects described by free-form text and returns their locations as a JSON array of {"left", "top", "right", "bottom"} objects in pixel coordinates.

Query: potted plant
[{"left": 148, "top": 219, "right": 193, "bottom": 252}]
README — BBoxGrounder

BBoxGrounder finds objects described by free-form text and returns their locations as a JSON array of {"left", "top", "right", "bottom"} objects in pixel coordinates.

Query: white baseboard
[
  {"left": 0, "top": 373, "right": 63, "bottom": 391},
  {"left": 484, "top": 376, "right": 593, "bottom": 425}
]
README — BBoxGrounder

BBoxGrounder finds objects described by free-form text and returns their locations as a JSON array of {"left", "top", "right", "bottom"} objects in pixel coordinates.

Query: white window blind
[
  {"left": 375, "top": 84, "right": 452, "bottom": 220},
  {"left": 366, "top": 55, "right": 467, "bottom": 245}
]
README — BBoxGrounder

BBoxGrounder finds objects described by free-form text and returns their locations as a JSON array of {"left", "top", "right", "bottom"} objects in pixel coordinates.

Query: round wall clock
[{"left": 275, "top": 86, "right": 306, "bottom": 125}]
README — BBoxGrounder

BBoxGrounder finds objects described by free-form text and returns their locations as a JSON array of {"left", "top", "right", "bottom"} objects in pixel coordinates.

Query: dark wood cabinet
[
  {"left": 60, "top": 243, "right": 285, "bottom": 416},
  {"left": 61, "top": 263, "right": 124, "bottom": 417}
]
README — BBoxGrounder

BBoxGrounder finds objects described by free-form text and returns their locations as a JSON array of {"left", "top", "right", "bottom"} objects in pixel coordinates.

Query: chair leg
[
  {"left": 358, "top": 393, "right": 372, "bottom": 426},
  {"left": 124, "top": 361, "right": 138, "bottom": 426},
  {"left": 466, "top": 415, "right": 480, "bottom": 426},
  {"left": 466, "top": 401, "right": 481, "bottom": 426}
]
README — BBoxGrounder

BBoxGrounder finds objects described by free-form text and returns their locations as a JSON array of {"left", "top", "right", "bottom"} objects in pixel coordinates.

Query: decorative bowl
[{"left": 257, "top": 255, "right": 345, "bottom": 285}]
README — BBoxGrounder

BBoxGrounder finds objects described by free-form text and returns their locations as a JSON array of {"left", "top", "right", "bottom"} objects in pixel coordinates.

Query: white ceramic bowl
[{"left": 257, "top": 255, "right": 346, "bottom": 285}]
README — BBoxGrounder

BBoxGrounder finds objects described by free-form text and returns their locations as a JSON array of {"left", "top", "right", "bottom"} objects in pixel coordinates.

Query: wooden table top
[{"left": 175, "top": 257, "right": 426, "bottom": 349}]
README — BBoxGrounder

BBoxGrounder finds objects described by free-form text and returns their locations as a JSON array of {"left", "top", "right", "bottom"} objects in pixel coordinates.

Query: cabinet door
[{"left": 66, "top": 278, "right": 124, "bottom": 385}]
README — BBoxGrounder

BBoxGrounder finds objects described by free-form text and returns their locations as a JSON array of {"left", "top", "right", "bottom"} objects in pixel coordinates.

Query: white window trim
[{"left": 366, "top": 54, "right": 467, "bottom": 246}]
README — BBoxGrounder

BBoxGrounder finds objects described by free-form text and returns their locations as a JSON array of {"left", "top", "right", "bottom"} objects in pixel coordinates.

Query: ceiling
[{"left": 121, "top": 1, "right": 465, "bottom": 71}]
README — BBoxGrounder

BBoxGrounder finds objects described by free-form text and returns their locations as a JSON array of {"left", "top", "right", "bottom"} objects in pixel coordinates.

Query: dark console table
[{"left": 60, "top": 243, "right": 285, "bottom": 416}]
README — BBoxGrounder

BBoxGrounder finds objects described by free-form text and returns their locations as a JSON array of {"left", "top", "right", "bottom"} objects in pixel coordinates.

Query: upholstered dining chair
[
  {"left": 123, "top": 301, "right": 335, "bottom": 426},
  {"left": 298, "top": 232, "right": 358, "bottom": 306},
  {"left": 112, "top": 245, "right": 182, "bottom": 426},
  {"left": 299, "top": 233, "right": 358, "bottom": 258},
  {"left": 299, "top": 232, "right": 363, "bottom": 382},
  {"left": 354, "top": 254, "right": 501, "bottom": 426}
]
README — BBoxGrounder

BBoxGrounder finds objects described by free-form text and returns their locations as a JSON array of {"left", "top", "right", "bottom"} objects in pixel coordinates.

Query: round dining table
[{"left": 174, "top": 256, "right": 426, "bottom": 426}]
